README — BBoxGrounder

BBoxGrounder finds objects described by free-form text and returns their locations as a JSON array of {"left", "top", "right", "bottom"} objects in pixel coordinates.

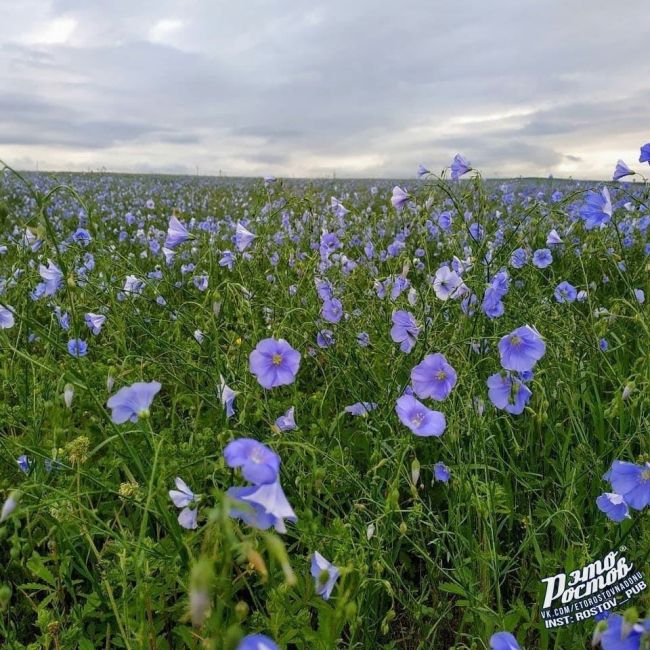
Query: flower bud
[
  {"left": 234, "top": 600, "right": 249, "bottom": 621},
  {"left": 63, "top": 384, "right": 74, "bottom": 408},
  {"left": 0, "top": 584, "right": 11, "bottom": 610},
  {"left": 411, "top": 458, "right": 421, "bottom": 486},
  {"left": 1, "top": 491, "right": 19, "bottom": 523}
]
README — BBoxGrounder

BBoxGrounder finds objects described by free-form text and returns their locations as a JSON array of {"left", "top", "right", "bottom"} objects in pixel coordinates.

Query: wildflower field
[{"left": 0, "top": 155, "right": 649, "bottom": 649}]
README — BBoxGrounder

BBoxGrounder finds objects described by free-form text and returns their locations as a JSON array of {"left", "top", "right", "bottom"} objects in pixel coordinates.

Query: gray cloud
[
  {"left": 0, "top": 1, "right": 648, "bottom": 178},
  {"left": 0, "top": 92, "right": 189, "bottom": 149}
]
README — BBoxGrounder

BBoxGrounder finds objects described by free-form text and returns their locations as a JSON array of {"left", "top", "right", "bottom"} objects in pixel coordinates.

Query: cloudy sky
[{"left": 1, "top": 1, "right": 648, "bottom": 179}]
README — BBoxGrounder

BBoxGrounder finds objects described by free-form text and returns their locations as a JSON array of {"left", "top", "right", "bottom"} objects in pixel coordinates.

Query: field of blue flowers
[{"left": 0, "top": 151, "right": 649, "bottom": 649}]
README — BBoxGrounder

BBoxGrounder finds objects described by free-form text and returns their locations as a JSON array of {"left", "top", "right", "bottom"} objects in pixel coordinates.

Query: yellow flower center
[
  {"left": 272, "top": 354, "right": 283, "bottom": 365},
  {"left": 642, "top": 469, "right": 650, "bottom": 481},
  {"left": 436, "top": 371, "right": 446, "bottom": 381},
  {"left": 510, "top": 335, "right": 522, "bottom": 346}
]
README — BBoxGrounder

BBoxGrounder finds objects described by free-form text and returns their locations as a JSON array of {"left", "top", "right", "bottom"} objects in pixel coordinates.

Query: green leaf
[
  {"left": 439, "top": 582, "right": 466, "bottom": 597},
  {"left": 26, "top": 553, "right": 56, "bottom": 587}
]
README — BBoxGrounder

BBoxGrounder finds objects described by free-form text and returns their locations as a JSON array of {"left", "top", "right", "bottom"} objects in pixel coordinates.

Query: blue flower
[
  {"left": 321, "top": 298, "right": 343, "bottom": 323},
  {"left": 546, "top": 228, "right": 563, "bottom": 245},
  {"left": 17, "top": 455, "right": 30, "bottom": 473},
  {"left": 311, "top": 551, "right": 340, "bottom": 600},
  {"left": 67, "top": 339, "right": 88, "bottom": 357},
  {"left": 395, "top": 394, "right": 446, "bottom": 437},
  {"left": 580, "top": 187, "right": 612, "bottom": 230},
  {"left": 487, "top": 372, "right": 532, "bottom": 415},
  {"left": 315, "top": 277, "right": 334, "bottom": 301},
  {"left": 490, "top": 631, "right": 521, "bottom": 650},
  {"left": 193, "top": 274, "right": 209, "bottom": 291},
  {"left": 224, "top": 439, "right": 280, "bottom": 485},
  {"left": 227, "top": 479, "right": 297, "bottom": 533},
  {"left": 596, "top": 493, "right": 630, "bottom": 522},
  {"left": 390, "top": 310, "right": 420, "bottom": 353},
  {"left": 607, "top": 461, "right": 650, "bottom": 510},
  {"left": 236, "top": 635, "right": 278, "bottom": 650},
  {"left": 461, "top": 293, "right": 478, "bottom": 317},
  {"left": 106, "top": 381, "right": 161, "bottom": 424},
  {"left": 218, "top": 376, "right": 236, "bottom": 418},
  {"left": 316, "top": 329, "right": 335, "bottom": 348},
  {"left": 219, "top": 250, "right": 235, "bottom": 270},
  {"left": 391, "top": 186, "right": 410, "bottom": 211},
  {"left": 162, "top": 246, "right": 176, "bottom": 265},
  {"left": 0, "top": 305, "right": 15, "bottom": 329},
  {"left": 451, "top": 153, "right": 471, "bottom": 180},
  {"left": 411, "top": 353, "right": 457, "bottom": 401},
  {"left": 54, "top": 307, "right": 70, "bottom": 330},
  {"left": 123, "top": 275, "right": 145, "bottom": 296},
  {"left": 554, "top": 281, "right": 577, "bottom": 303},
  {"left": 599, "top": 614, "right": 645, "bottom": 650},
  {"left": 85, "top": 312, "right": 106, "bottom": 335},
  {"left": 390, "top": 275, "right": 410, "bottom": 299},
  {"left": 469, "top": 222, "right": 484, "bottom": 241},
  {"left": 639, "top": 143, "right": 650, "bottom": 164},
  {"left": 356, "top": 331, "right": 370, "bottom": 347},
  {"left": 38, "top": 260, "right": 63, "bottom": 297},
  {"left": 249, "top": 338, "right": 301, "bottom": 389},
  {"left": 532, "top": 248, "right": 553, "bottom": 269},
  {"left": 613, "top": 159, "right": 634, "bottom": 181},
  {"left": 433, "top": 265, "right": 466, "bottom": 300},
  {"left": 275, "top": 407, "right": 297, "bottom": 432},
  {"left": 168, "top": 477, "right": 198, "bottom": 529},
  {"left": 438, "top": 211, "right": 452, "bottom": 229},
  {"left": 330, "top": 197, "right": 349, "bottom": 218},
  {"left": 344, "top": 402, "right": 378, "bottom": 416},
  {"left": 234, "top": 222, "right": 255, "bottom": 252},
  {"left": 434, "top": 462, "right": 450, "bottom": 483},
  {"left": 71, "top": 227, "right": 91, "bottom": 245},
  {"left": 498, "top": 325, "right": 546, "bottom": 372},
  {"left": 164, "top": 215, "right": 191, "bottom": 248},
  {"left": 510, "top": 248, "right": 528, "bottom": 269},
  {"left": 482, "top": 287, "right": 505, "bottom": 319}
]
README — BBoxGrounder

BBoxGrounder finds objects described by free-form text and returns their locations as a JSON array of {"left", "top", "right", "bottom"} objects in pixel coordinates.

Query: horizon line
[{"left": 7, "top": 168, "right": 641, "bottom": 184}]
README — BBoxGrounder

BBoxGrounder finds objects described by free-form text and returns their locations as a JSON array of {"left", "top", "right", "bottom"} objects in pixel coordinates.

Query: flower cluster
[{"left": 486, "top": 325, "right": 546, "bottom": 415}]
